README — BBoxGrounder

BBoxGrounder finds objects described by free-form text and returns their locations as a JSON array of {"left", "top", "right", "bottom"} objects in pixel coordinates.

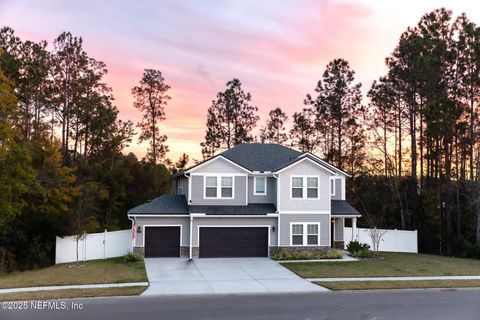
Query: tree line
[
  {"left": 0, "top": 28, "right": 190, "bottom": 271},
  {"left": 200, "top": 9, "right": 480, "bottom": 256},
  {"left": 1, "top": 7, "right": 480, "bottom": 271}
]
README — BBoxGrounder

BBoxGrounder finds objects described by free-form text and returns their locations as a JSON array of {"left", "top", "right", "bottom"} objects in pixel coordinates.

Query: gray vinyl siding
[
  {"left": 248, "top": 177, "right": 276, "bottom": 204},
  {"left": 278, "top": 160, "right": 331, "bottom": 212},
  {"left": 191, "top": 157, "right": 246, "bottom": 174},
  {"left": 134, "top": 217, "right": 189, "bottom": 247},
  {"left": 175, "top": 176, "right": 188, "bottom": 199},
  {"left": 190, "top": 175, "right": 247, "bottom": 205},
  {"left": 334, "top": 217, "right": 344, "bottom": 241},
  {"left": 331, "top": 177, "right": 344, "bottom": 200},
  {"left": 279, "top": 214, "right": 330, "bottom": 246},
  {"left": 192, "top": 217, "right": 277, "bottom": 247}
]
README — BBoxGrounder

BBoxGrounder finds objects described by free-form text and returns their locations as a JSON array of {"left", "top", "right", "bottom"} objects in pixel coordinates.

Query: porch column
[{"left": 352, "top": 217, "right": 357, "bottom": 241}]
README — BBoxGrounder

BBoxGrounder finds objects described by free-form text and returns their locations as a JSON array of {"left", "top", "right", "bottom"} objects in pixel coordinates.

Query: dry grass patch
[
  {"left": 0, "top": 258, "right": 147, "bottom": 289},
  {"left": 316, "top": 280, "right": 480, "bottom": 290},
  {"left": 0, "top": 286, "right": 147, "bottom": 302},
  {"left": 283, "top": 252, "right": 480, "bottom": 278}
]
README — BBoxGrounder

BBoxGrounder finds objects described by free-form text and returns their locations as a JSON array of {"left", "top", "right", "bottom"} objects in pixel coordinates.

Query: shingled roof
[
  {"left": 219, "top": 143, "right": 302, "bottom": 172},
  {"left": 127, "top": 195, "right": 189, "bottom": 214},
  {"left": 331, "top": 200, "right": 361, "bottom": 216},
  {"left": 190, "top": 203, "right": 277, "bottom": 215}
]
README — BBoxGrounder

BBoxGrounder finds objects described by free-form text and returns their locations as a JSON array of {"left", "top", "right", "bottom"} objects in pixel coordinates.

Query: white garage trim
[{"left": 141, "top": 225, "right": 182, "bottom": 248}]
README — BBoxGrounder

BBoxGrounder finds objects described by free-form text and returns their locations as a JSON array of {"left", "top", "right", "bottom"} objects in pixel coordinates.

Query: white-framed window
[
  {"left": 254, "top": 176, "right": 267, "bottom": 195},
  {"left": 291, "top": 176, "right": 319, "bottom": 199},
  {"left": 330, "top": 178, "right": 335, "bottom": 196},
  {"left": 204, "top": 175, "right": 234, "bottom": 199},
  {"left": 290, "top": 223, "right": 320, "bottom": 246}
]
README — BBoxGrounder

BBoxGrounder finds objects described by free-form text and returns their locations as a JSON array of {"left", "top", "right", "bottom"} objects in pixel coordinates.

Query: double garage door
[{"left": 144, "top": 226, "right": 268, "bottom": 258}]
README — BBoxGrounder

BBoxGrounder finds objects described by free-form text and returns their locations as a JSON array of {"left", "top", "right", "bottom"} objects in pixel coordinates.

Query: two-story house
[{"left": 127, "top": 143, "right": 361, "bottom": 258}]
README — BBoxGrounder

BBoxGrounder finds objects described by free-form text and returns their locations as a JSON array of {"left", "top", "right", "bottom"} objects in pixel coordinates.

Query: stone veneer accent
[
  {"left": 133, "top": 247, "right": 144, "bottom": 255},
  {"left": 333, "top": 241, "right": 345, "bottom": 249}
]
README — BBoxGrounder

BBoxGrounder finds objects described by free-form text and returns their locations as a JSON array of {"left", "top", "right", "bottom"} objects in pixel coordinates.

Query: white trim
[
  {"left": 302, "top": 153, "right": 351, "bottom": 177},
  {"left": 245, "top": 175, "right": 248, "bottom": 205},
  {"left": 276, "top": 157, "right": 336, "bottom": 175},
  {"left": 190, "top": 214, "right": 278, "bottom": 218},
  {"left": 128, "top": 214, "right": 189, "bottom": 217},
  {"left": 196, "top": 225, "right": 272, "bottom": 249},
  {"left": 279, "top": 211, "right": 330, "bottom": 214},
  {"left": 289, "top": 175, "right": 320, "bottom": 200},
  {"left": 331, "top": 214, "right": 361, "bottom": 218},
  {"left": 187, "top": 173, "right": 192, "bottom": 204},
  {"left": 142, "top": 225, "right": 183, "bottom": 248},
  {"left": 289, "top": 222, "right": 321, "bottom": 246},
  {"left": 203, "top": 175, "right": 235, "bottom": 199},
  {"left": 189, "top": 216, "right": 193, "bottom": 259},
  {"left": 330, "top": 178, "right": 336, "bottom": 196},
  {"left": 186, "top": 155, "right": 252, "bottom": 174},
  {"left": 254, "top": 176, "right": 267, "bottom": 196}
]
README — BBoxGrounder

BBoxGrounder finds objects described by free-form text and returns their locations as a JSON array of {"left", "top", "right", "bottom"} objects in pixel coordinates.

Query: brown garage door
[
  {"left": 199, "top": 227, "right": 268, "bottom": 258},
  {"left": 144, "top": 226, "right": 180, "bottom": 257}
]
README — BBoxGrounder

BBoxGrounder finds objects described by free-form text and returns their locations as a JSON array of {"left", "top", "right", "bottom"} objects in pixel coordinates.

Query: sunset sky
[{"left": 1, "top": 0, "right": 480, "bottom": 161}]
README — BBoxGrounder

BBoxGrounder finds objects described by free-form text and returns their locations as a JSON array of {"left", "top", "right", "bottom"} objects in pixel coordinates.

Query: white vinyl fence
[
  {"left": 344, "top": 227, "right": 418, "bottom": 253},
  {"left": 55, "top": 230, "right": 132, "bottom": 264}
]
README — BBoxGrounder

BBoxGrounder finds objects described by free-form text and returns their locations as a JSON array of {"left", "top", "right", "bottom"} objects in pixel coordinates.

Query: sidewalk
[
  {"left": 307, "top": 275, "right": 480, "bottom": 282},
  {"left": 0, "top": 282, "right": 149, "bottom": 294}
]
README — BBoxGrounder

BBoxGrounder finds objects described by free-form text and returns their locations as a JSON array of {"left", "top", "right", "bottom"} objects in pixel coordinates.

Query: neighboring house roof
[
  {"left": 190, "top": 203, "right": 277, "bottom": 215},
  {"left": 127, "top": 195, "right": 189, "bottom": 215},
  {"left": 331, "top": 200, "right": 361, "bottom": 216}
]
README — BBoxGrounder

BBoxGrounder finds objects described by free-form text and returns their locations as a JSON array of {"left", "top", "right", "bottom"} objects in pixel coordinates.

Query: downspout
[
  {"left": 273, "top": 174, "right": 280, "bottom": 249},
  {"left": 128, "top": 215, "right": 135, "bottom": 253}
]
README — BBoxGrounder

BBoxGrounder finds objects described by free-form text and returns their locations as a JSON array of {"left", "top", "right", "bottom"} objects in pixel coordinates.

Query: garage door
[
  {"left": 199, "top": 227, "right": 268, "bottom": 258},
  {"left": 144, "top": 226, "right": 180, "bottom": 257}
]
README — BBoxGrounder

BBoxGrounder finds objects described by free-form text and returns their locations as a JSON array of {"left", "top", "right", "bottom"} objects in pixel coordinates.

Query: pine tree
[
  {"left": 132, "top": 69, "right": 170, "bottom": 164},
  {"left": 260, "top": 107, "right": 288, "bottom": 144}
]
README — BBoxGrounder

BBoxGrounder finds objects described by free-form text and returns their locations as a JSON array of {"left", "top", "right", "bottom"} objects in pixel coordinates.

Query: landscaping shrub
[
  {"left": 270, "top": 248, "right": 343, "bottom": 260},
  {"left": 123, "top": 252, "right": 144, "bottom": 263},
  {"left": 346, "top": 240, "right": 374, "bottom": 258},
  {"left": 461, "top": 242, "right": 480, "bottom": 259}
]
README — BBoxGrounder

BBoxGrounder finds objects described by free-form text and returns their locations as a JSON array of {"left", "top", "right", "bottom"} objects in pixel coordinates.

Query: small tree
[
  {"left": 364, "top": 215, "right": 388, "bottom": 253},
  {"left": 366, "top": 227, "right": 388, "bottom": 253}
]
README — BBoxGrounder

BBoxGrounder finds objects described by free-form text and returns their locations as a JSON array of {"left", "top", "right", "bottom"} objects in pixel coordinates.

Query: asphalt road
[{"left": 1, "top": 289, "right": 480, "bottom": 320}]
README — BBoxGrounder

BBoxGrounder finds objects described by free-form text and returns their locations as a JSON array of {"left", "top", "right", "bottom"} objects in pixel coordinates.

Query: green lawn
[
  {"left": 283, "top": 252, "right": 480, "bottom": 278},
  {"left": 0, "top": 286, "right": 147, "bottom": 302},
  {"left": 0, "top": 257, "right": 148, "bottom": 289},
  {"left": 316, "top": 280, "right": 480, "bottom": 291}
]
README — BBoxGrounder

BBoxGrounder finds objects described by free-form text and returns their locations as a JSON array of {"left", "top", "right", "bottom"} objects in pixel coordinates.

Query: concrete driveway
[{"left": 143, "top": 258, "right": 327, "bottom": 295}]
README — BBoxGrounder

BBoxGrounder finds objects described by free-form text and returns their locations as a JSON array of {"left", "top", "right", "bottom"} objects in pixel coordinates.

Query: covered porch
[{"left": 331, "top": 200, "right": 361, "bottom": 248}]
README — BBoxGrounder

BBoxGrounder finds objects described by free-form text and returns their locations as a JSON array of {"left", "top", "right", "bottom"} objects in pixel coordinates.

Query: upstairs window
[
  {"left": 204, "top": 175, "right": 234, "bottom": 199},
  {"left": 307, "top": 177, "right": 318, "bottom": 198},
  {"left": 291, "top": 176, "right": 319, "bottom": 199},
  {"left": 291, "top": 177, "right": 303, "bottom": 198},
  {"left": 221, "top": 177, "right": 233, "bottom": 198},
  {"left": 205, "top": 177, "right": 218, "bottom": 198},
  {"left": 330, "top": 179, "right": 335, "bottom": 196},
  {"left": 254, "top": 177, "right": 267, "bottom": 195}
]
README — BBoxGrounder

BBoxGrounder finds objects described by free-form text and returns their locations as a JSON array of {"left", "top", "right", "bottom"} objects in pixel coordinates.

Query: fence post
[{"left": 104, "top": 229, "right": 107, "bottom": 259}]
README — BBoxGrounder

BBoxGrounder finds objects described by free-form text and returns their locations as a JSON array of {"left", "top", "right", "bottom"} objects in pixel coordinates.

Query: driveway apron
[{"left": 143, "top": 258, "right": 327, "bottom": 295}]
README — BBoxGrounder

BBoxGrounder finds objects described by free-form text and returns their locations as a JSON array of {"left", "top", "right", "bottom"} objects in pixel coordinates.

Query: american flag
[{"left": 132, "top": 221, "right": 137, "bottom": 240}]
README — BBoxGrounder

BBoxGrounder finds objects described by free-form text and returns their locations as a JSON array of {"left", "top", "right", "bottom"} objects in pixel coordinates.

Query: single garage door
[
  {"left": 199, "top": 227, "right": 268, "bottom": 258},
  {"left": 144, "top": 226, "right": 180, "bottom": 257}
]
